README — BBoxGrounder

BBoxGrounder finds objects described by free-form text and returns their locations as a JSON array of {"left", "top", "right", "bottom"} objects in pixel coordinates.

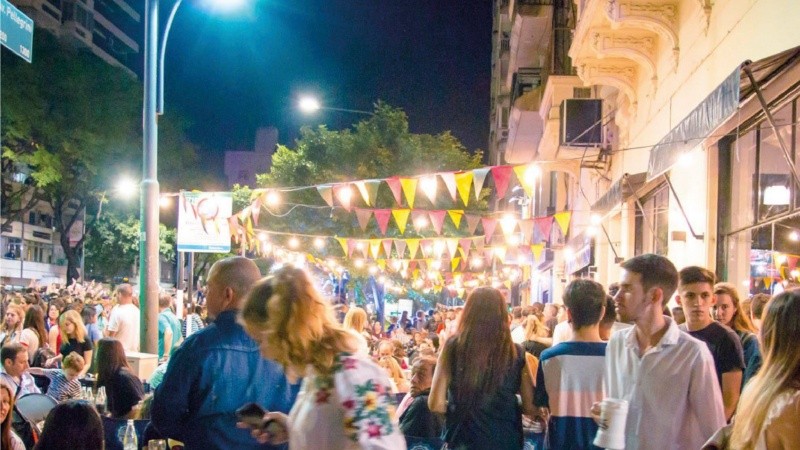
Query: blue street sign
[{"left": 0, "top": 0, "right": 33, "bottom": 63}]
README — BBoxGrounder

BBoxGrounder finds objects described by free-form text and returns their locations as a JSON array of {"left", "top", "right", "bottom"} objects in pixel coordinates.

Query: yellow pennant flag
[
  {"left": 448, "top": 210, "right": 464, "bottom": 229},
  {"left": 392, "top": 209, "right": 411, "bottom": 234},
  {"left": 377, "top": 259, "right": 387, "bottom": 271},
  {"left": 457, "top": 288, "right": 466, "bottom": 298},
  {"left": 512, "top": 165, "right": 536, "bottom": 197},
  {"left": 454, "top": 171, "right": 473, "bottom": 206},
  {"left": 369, "top": 239, "right": 382, "bottom": 259},
  {"left": 554, "top": 211, "right": 572, "bottom": 236},
  {"left": 764, "top": 277, "right": 773, "bottom": 289},
  {"left": 336, "top": 238, "right": 349, "bottom": 256},
  {"left": 504, "top": 280, "right": 512, "bottom": 289},
  {"left": 451, "top": 257, "right": 461, "bottom": 272},
  {"left": 530, "top": 244, "right": 544, "bottom": 262},
  {"left": 399, "top": 178, "right": 418, "bottom": 209},
  {"left": 406, "top": 239, "right": 421, "bottom": 259}
]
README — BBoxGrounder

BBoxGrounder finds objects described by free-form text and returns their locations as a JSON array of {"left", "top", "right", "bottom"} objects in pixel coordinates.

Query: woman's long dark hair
[
  {"left": 95, "top": 338, "right": 132, "bottom": 387},
  {"left": 34, "top": 400, "right": 104, "bottom": 450},
  {"left": 23, "top": 305, "right": 47, "bottom": 346},
  {"left": 444, "top": 287, "right": 516, "bottom": 412}
]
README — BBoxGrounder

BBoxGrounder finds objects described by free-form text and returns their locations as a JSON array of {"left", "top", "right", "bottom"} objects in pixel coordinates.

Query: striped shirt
[
  {"left": 535, "top": 341, "right": 606, "bottom": 450},
  {"left": 41, "top": 369, "right": 81, "bottom": 402}
]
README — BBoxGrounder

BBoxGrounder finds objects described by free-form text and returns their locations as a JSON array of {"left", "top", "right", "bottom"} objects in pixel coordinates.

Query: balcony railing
[{"left": 511, "top": 68, "right": 543, "bottom": 106}]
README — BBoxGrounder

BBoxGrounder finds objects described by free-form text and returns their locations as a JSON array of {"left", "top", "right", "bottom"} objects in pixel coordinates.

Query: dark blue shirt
[{"left": 151, "top": 310, "right": 298, "bottom": 450}]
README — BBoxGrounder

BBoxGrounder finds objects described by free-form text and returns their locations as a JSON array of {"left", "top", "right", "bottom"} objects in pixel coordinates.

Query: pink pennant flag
[
  {"left": 346, "top": 239, "right": 358, "bottom": 258},
  {"left": 481, "top": 218, "right": 498, "bottom": 244},
  {"left": 385, "top": 177, "right": 403, "bottom": 206},
  {"left": 394, "top": 240, "right": 407, "bottom": 259},
  {"left": 474, "top": 237, "right": 485, "bottom": 255},
  {"left": 382, "top": 240, "right": 393, "bottom": 259},
  {"left": 491, "top": 165, "right": 513, "bottom": 199},
  {"left": 535, "top": 216, "right": 554, "bottom": 242},
  {"left": 429, "top": 210, "right": 447, "bottom": 235},
  {"left": 373, "top": 209, "right": 392, "bottom": 235},
  {"left": 459, "top": 238, "right": 473, "bottom": 256},
  {"left": 465, "top": 214, "right": 481, "bottom": 235},
  {"left": 355, "top": 208, "right": 372, "bottom": 231},
  {"left": 333, "top": 183, "right": 354, "bottom": 212},
  {"left": 420, "top": 239, "right": 434, "bottom": 258},
  {"left": 439, "top": 172, "right": 458, "bottom": 201},
  {"left": 520, "top": 219, "right": 535, "bottom": 244}
]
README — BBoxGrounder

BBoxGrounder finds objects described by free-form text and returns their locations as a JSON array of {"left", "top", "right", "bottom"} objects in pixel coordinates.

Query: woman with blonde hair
[
  {"left": 0, "top": 303, "right": 24, "bottom": 347},
  {"left": 239, "top": 266, "right": 405, "bottom": 449},
  {"left": 713, "top": 283, "right": 762, "bottom": 387},
  {"left": 378, "top": 356, "right": 409, "bottom": 394},
  {"left": 342, "top": 306, "right": 370, "bottom": 355},
  {"left": 521, "top": 314, "right": 551, "bottom": 358},
  {"left": 729, "top": 289, "right": 800, "bottom": 449},
  {"left": 45, "top": 310, "right": 93, "bottom": 377}
]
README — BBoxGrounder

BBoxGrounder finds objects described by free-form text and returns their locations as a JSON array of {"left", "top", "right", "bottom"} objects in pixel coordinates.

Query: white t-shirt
[
  {"left": 107, "top": 304, "right": 140, "bottom": 352},
  {"left": 552, "top": 321, "right": 573, "bottom": 346}
]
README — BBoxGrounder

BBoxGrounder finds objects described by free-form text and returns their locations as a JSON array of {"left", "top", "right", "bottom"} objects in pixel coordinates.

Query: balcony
[
  {"left": 505, "top": 68, "right": 545, "bottom": 164},
  {"left": 506, "top": 0, "right": 553, "bottom": 89}
]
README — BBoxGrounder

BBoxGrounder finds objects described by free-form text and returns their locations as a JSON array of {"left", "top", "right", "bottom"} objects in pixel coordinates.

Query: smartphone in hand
[{"left": 236, "top": 403, "right": 269, "bottom": 429}]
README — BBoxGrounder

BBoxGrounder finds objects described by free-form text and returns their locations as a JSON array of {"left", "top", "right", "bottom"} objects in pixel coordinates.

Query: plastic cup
[
  {"left": 593, "top": 398, "right": 629, "bottom": 450},
  {"left": 148, "top": 440, "right": 167, "bottom": 450}
]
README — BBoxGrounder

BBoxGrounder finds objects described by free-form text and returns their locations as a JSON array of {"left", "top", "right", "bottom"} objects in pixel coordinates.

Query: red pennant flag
[
  {"left": 429, "top": 210, "right": 447, "bottom": 235},
  {"left": 459, "top": 238, "right": 473, "bottom": 256},
  {"left": 385, "top": 177, "right": 403, "bottom": 206},
  {"left": 535, "top": 216, "right": 554, "bottom": 242},
  {"left": 465, "top": 214, "right": 481, "bottom": 235},
  {"left": 355, "top": 208, "right": 372, "bottom": 231},
  {"left": 373, "top": 209, "right": 392, "bottom": 235},
  {"left": 491, "top": 165, "right": 514, "bottom": 199},
  {"left": 481, "top": 218, "right": 498, "bottom": 244}
]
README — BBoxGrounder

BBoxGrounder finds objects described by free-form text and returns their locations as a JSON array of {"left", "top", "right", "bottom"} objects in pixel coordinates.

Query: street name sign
[{"left": 0, "top": 0, "right": 33, "bottom": 63}]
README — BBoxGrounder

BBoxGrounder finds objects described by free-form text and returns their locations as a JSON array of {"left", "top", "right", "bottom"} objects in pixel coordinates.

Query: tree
[
  {"left": 84, "top": 213, "right": 176, "bottom": 281},
  {"left": 2, "top": 33, "right": 205, "bottom": 281}
]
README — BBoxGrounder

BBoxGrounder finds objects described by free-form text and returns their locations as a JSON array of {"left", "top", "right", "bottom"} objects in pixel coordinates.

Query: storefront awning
[
  {"left": 646, "top": 68, "right": 741, "bottom": 181},
  {"left": 591, "top": 172, "right": 647, "bottom": 215}
]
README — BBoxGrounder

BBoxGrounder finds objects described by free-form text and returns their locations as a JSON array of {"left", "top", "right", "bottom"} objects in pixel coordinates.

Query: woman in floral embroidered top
[{"left": 239, "top": 266, "right": 406, "bottom": 450}]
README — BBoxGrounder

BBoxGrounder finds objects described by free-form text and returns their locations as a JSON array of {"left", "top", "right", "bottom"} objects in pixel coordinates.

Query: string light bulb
[
  {"left": 420, "top": 176, "right": 438, "bottom": 203},
  {"left": 313, "top": 237, "right": 325, "bottom": 249},
  {"left": 288, "top": 237, "right": 300, "bottom": 249},
  {"left": 265, "top": 190, "right": 281, "bottom": 208}
]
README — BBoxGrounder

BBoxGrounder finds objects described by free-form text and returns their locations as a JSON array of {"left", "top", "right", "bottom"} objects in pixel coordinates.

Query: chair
[
  {"left": 15, "top": 393, "right": 57, "bottom": 432},
  {"left": 404, "top": 435, "right": 444, "bottom": 450},
  {"left": 102, "top": 417, "right": 150, "bottom": 450}
]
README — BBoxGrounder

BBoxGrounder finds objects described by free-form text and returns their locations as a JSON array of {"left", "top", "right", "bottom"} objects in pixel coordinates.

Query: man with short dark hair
[
  {"left": 1, "top": 343, "right": 40, "bottom": 396},
  {"left": 536, "top": 279, "right": 607, "bottom": 449},
  {"left": 601, "top": 254, "right": 724, "bottom": 450},
  {"left": 677, "top": 266, "right": 744, "bottom": 420},
  {"left": 151, "top": 257, "right": 296, "bottom": 450},
  {"left": 399, "top": 356, "right": 443, "bottom": 438}
]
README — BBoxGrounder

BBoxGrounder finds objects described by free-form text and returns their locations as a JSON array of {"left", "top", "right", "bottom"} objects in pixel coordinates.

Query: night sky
[{"left": 165, "top": 0, "right": 493, "bottom": 174}]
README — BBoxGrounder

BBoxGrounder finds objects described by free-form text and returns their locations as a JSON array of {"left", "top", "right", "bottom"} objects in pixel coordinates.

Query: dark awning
[{"left": 591, "top": 172, "right": 647, "bottom": 215}]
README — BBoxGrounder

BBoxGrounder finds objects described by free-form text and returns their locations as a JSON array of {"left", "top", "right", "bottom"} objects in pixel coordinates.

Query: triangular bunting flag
[
  {"left": 465, "top": 214, "right": 481, "bottom": 235},
  {"left": 394, "top": 240, "right": 407, "bottom": 259},
  {"left": 399, "top": 178, "right": 418, "bottom": 209},
  {"left": 554, "top": 211, "right": 572, "bottom": 236},
  {"left": 460, "top": 258, "right": 468, "bottom": 271},
  {"left": 412, "top": 210, "right": 429, "bottom": 232},
  {"left": 530, "top": 244, "right": 544, "bottom": 262},
  {"left": 355, "top": 208, "right": 372, "bottom": 231},
  {"left": 420, "top": 175, "right": 438, "bottom": 204},
  {"left": 374, "top": 209, "right": 392, "bottom": 235},
  {"left": 377, "top": 259, "right": 386, "bottom": 271},
  {"left": 354, "top": 181, "right": 370, "bottom": 206},
  {"left": 451, "top": 257, "right": 461, "bottom": 272},
  {"left": 493, "top": 246, "right": 507, "bottom": 262},
  {"left": 459, "top": 239, "right": 473, "bottom": 256},
  {"left": 446, "top": 239, "right": 459, "bottom": 259},
  {"left": 333, "top": 184, "right": 354, "bottom": 212},
  {"left": 440, "top": 172, "right": 458, "bottom": 201},
  {"left": 491, "top": 165, "right": 513, "bottom": 199},
  {"left": 535, "top": 217, "right": 554, "bottom": 242},
  {"left": 474, "top": 238, "right": 485, "bottom": 255},
  {"left": 429, "top": 210, "right": 447, "bottom": 235},
  {"left": 317, "top": 184, "right": 334, "bottom": 207},
  {"left": 520, "top": 219, "right": 536, "bottom": 244},
  {"left": 457, "top": 288, "right": 466, "bottom": 298},
  {"left": 789, "top": 256, "right": 799, "bottom": 270},
  {"left": 250, "top": 197, "right": 262, "bottom": 227},
  {"left": 421, "top": 240, "right": 434, "bottom": 258},
  {"left": 392, "top": 209, "right": 411, "bottom": 234},
  {"left": 347, "top": 239, "right": 358, "bottom": 258},
  {"left": 481, "top": 218, "right": 498, "bottom": 244},
  {"left": 369, "top": 239, "right": 382, "bottom": 259},
  {"left": 473, "top": 168, "right": 490, "bottom": 200},
  {"left": 455, "top": 171, "right": 473, "bottom": 206},
  {"left": 500, "top": 215, "right": 518, "bottom": 236},
  {"left": 382, "top": 240, "right": 393, "bottom": 259},
  {"left": 355, "top": 180, "right": 380, "bottom": 206},
  {"left": 406, "top": 239, "right": 420, "bottom": 259},
  {"left": 448, "top": 210, "right": 464, "bottom": 229},
  {"left": 512, "top": 164, "right": 537, "bottom": 197},
  {"left": 336, "top": 237, "right": 348, "bottom": 256},
  {"left": 385, "top": 177, "right": 403, "bottom": 206},
  {"left": 228, "top": 216, "right": 241, "bottom": 241},
  {"left": 764, "top": 277, "right": 774, "bottom": 289}
]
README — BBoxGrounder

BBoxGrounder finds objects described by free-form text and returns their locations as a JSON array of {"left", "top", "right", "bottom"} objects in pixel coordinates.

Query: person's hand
[
  {"left": 237, "top": 411, "right": 289, "bottom": 445},
  {"left": 590, "top": 402, "right": 603, "bottom": 427},
  {"left": 44, "top": 357, "right": 57, "bottom": 368}
]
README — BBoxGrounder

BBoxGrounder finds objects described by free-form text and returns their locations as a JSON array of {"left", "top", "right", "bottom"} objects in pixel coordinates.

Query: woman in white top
[
  {"left": 20, "top": 306, "right": 47, "bottom": 363},
  {"left": 343, "top": 307, "right": 370, "bottom": 356},
  {"left": 239, "top": 266, "right": 406, "bottom": 450},
  {"left": 0, "top": 304, "right": 24, "bottom": 347},
  {"left": 730, "top": 289, "right": 800, "bottom": 449}
]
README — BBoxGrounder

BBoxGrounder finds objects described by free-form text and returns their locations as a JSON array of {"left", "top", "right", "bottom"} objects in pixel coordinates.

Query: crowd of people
[{"left": 0, "top": 252, "right": 799, "bottom": 449}]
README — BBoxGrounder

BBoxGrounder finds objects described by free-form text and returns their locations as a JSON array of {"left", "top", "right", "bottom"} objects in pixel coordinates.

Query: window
[{"left": 634, "top": 183, "right": 669, "bottom": 256}]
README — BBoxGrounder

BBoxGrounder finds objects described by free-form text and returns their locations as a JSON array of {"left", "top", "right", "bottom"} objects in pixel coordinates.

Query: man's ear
[
  {"left": 566, "top": 307, "right": 573, "bottom": 323},
  {"left": 675, "top": 293, "right": 682, "bottom": 306}
]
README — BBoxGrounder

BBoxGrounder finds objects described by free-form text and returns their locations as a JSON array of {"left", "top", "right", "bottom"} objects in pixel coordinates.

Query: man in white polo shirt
[
  {"left": 105, "top": 283, "right": 140, "bottom": 352},
  {"left": 601, "top": 254, "right": 725, "bottom": 450}
]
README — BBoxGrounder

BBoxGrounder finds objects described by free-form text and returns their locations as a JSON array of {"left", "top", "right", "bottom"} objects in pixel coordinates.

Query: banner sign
[
  {"left": 177, "top": 191, "right": 232, "bottom": 253},
  {"left": 1, "top": 0, "right": 34, "bottom": 63}
]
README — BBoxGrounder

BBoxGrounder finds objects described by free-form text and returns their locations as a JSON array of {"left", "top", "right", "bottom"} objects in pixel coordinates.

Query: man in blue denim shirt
[{"left": 151, "top": 257, "right": 297, "bottom": 449}]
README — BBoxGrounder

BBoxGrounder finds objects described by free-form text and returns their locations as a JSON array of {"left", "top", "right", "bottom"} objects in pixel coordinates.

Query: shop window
[
  {"left": 729, "top": 128, "right": 758, "bottom": 231},
  {"left": 634, "top": 183, "right": 669, "bottom": 256},
  {"left": 758, "top": 101, "right": 794, "bottom": 220}
]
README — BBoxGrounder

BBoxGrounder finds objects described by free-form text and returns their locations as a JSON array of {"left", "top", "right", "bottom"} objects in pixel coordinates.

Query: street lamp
[
  {"left": 142, "top": 0, "right": 244, "bottom": 354},
  {"left": 297, "top": 95, "right": 374, "bottom": 116}
]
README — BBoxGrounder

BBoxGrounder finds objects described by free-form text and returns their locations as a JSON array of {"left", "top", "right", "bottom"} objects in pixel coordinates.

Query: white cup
[{"left": 593, "top": 398, "right": 629, "bottom": 450}]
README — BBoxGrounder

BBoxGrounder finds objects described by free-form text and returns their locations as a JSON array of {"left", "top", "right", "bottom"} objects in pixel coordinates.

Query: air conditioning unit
[{"left": 559, "top": 99, "right": 603, "bottom": 147}]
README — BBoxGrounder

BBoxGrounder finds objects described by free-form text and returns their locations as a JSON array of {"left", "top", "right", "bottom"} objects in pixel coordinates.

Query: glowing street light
[{"left": 297, "top": 95, "right": 374, "bottom": 116}]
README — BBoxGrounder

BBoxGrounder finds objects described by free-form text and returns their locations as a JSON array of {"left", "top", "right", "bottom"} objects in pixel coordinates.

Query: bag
[
  {"left": 31, "top": 346, "right": 55, "bottom": 368},
  {"left": 11, "top": 409, "right": 37, "bottom": 449}
]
